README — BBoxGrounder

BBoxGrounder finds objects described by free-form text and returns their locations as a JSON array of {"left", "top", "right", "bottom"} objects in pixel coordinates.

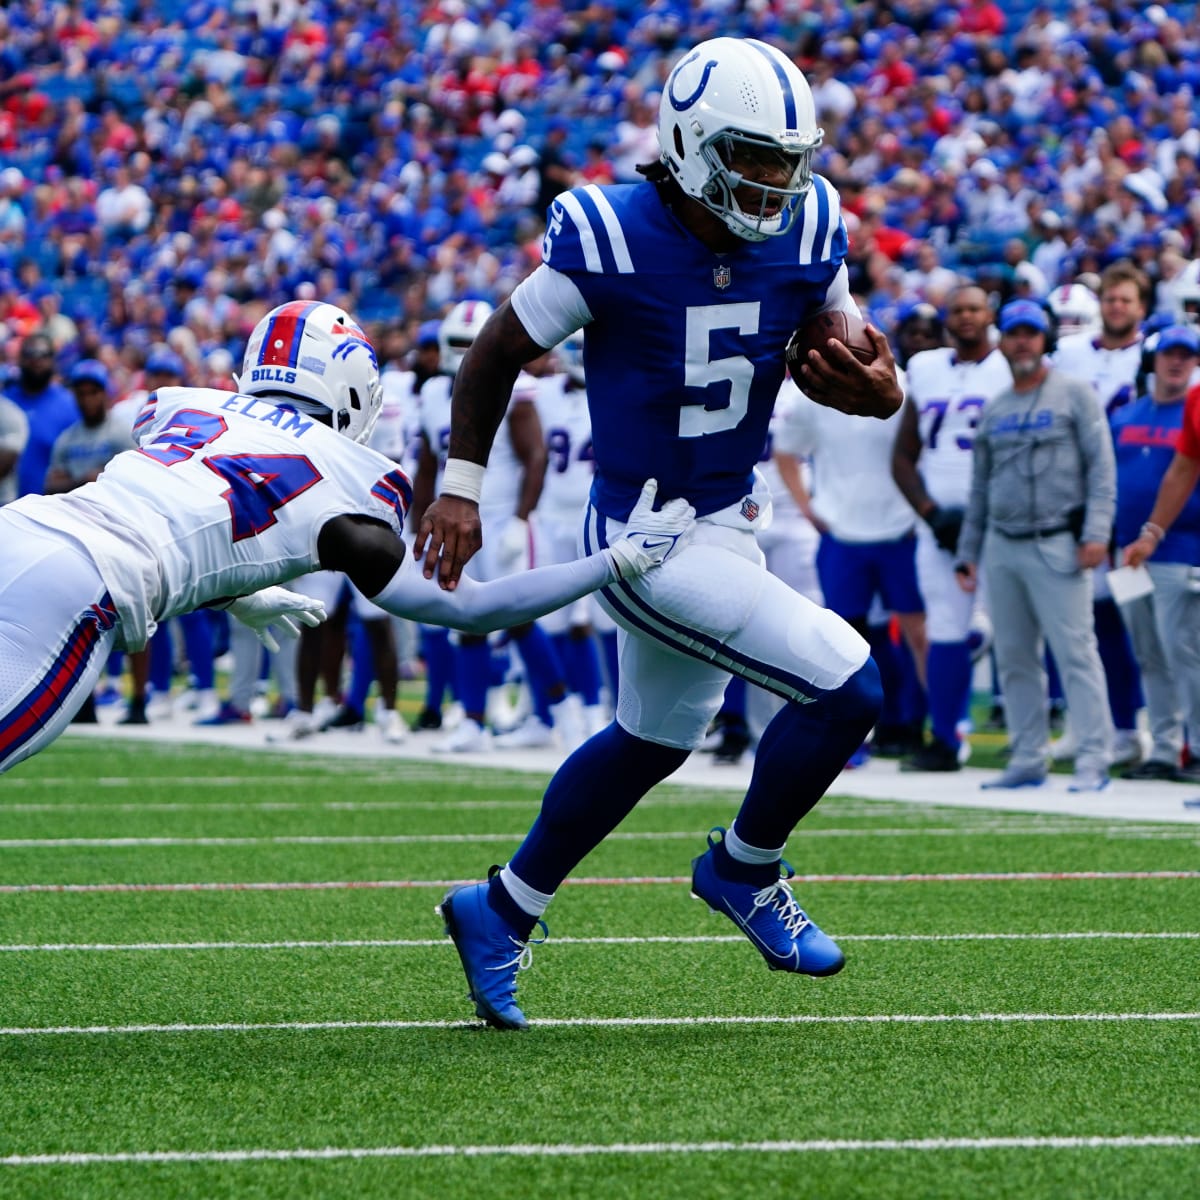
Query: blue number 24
[{"left": 139, "top": 408, "right": 321, "bottom": 541}]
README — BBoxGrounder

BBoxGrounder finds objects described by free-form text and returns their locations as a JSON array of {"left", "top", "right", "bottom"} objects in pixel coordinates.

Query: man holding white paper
[{"left": 1117, "top": 325, "right": 1200, "bottom": 780}]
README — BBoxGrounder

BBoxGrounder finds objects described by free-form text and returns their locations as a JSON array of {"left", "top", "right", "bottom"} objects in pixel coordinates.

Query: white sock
[
  {"left": 725, "top": 823, "right": 785, "bottom": 866},
  {"left": 499, "top": 864, "right": 554, "bottom": 918}
]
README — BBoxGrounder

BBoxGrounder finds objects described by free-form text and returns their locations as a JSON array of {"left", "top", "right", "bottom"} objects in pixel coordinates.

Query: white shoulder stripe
[
  {"left": 821, "top": 178, "right": 842, "bottom": 261},
  {"left": 555, "top": 191, "right": 604, "bottom": 273},
  {"left": 797, "top": 185, "right": 820, "bottom": 265},
  {"left": 582, "top": 185, "right": 636, "bottom": 274}
]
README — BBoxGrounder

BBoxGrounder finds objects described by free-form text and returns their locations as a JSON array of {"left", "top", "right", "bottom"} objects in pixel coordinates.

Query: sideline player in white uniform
[
  {"left": 1052, "top": 261, "right": 1150, "bottom": 766},
  {"left": 530, "top": 332, "right": 611, "bottom": 740},
  {"left": 419, "top": 38, "right": 902, "bottom": 1029},
  {"left": 0, "top": 301, "right": 695, "bottom": 775},
  {"left": 892, "top": 283, "right": 1013, "bottom": 770}
]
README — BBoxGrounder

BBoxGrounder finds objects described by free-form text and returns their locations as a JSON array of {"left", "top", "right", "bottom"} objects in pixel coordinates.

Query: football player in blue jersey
[{"left": 418, "top": 37, "right": 904, "bottom": 1030}]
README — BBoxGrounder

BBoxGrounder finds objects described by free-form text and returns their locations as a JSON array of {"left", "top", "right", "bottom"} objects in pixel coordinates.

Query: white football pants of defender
[
  {"left": 582, "top": 499, "right": 869, "bottom": 750},
  {"left": 0, "top": 516, "right": 119, "bottom": 774}
]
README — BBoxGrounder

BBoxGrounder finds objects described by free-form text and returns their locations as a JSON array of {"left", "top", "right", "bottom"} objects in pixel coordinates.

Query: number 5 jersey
[{"left": 10, "top": 387, "right": 411, "bottom": 650}]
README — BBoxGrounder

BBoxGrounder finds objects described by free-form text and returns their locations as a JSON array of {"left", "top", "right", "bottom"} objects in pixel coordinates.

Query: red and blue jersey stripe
[{"left": 370, "top": 468, "right": 413, "bottom": 521}]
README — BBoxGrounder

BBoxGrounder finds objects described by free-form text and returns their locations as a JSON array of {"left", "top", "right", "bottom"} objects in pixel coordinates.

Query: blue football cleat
[
  {"left": 691, "top": 828, "right": 845, "bottom": 977},
  {"left": 438, "top": 877, "right": 545, "bottom": 1030}
]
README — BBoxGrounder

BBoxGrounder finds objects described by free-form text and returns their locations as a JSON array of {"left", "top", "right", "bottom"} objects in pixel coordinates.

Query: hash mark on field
[
  {"left": 0, "top": 931, "right": 1196, "bottom": 954},
  {"left": 1, "top": 1012, "right": 1197, "bottom": 1037},
  {"left": 3, "top": 1134, "right": 1198, "bottom": 1167},
  {"left": 1, "top": 870, "right": 1197, "bottom": 894}
]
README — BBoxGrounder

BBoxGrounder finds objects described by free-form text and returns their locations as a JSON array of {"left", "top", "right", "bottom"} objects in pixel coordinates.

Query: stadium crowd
[{"left": 3, "top": 0, "right": 1200, "bottom": 781}]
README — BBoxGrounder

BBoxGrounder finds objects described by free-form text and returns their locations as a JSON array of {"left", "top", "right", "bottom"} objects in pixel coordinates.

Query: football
[{"left": 785, "top": 311, "right": 877, "bottom": 371}]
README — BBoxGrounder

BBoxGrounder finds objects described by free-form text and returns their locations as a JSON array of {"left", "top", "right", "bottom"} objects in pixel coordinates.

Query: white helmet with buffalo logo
[{"left": 239, "top": 300, "right": 382, "bottom": 444}]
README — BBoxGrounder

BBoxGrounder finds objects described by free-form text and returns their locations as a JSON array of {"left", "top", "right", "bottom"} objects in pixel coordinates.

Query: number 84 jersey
[
  {"left": 15, "top": 387, "right": 411, "bottom": 649},
  {"left": 905, "top": 347, "right": 1012, "bottom": 509}
]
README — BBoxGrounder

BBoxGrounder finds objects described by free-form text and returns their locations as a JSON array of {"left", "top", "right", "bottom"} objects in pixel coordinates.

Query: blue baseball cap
[
  {"left": 1156, "top": 324, "right": 1200, "bottom": 355},
  {"left": 416, "top": 320, "right": 441, "bottom": 348},
  {"left": 998, "top": 299, "right": 1050, "bottom": 334},
  {"left": 145, "top": 348, "right": 186, "bottom": 376},
  {"left": 69, "top": 359, "right": 110, "bottom": 391}
]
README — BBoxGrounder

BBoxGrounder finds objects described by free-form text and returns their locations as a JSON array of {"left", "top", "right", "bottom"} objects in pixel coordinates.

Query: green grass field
[{"left": 0, "top": 737, "right": 1197, "bottom": 1199}]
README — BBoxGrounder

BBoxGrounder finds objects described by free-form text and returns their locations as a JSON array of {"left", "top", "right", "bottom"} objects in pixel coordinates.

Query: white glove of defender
[
  {"left": 605, "top": 479, "right": 696, "bottom": 580},
  {"left": 226, "top": 588, "right": 328, "bottom": 653}
]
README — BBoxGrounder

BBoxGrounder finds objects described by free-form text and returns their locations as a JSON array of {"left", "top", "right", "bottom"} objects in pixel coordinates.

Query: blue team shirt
[
  {"left": 1111, "top": 394, "right": 1200, "bottom": 564},
  {"left": 541, "top": 177, "right": 847, "bottom": 519},
  {"left": 2, "top": 380, "right": 79, "bottom": 497}
]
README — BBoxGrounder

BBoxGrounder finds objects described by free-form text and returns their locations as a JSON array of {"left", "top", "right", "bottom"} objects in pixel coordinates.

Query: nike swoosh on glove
[
  {"left": 226, "top": 588, "right": 328, "bottom": 653},
  {"left": 606, "top": 479, "right": 696, "bottom": 580}
]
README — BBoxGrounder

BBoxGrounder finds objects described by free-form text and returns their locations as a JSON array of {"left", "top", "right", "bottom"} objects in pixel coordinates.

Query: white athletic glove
[
  {"left": 226, "top": 588, "right": 328, "bottom": 653},
  {"left": 605, "top": 479, "right": 696, "bottom": 581},
  {"left": 496, "top": 515, "right": 530, "bottom": 572}
]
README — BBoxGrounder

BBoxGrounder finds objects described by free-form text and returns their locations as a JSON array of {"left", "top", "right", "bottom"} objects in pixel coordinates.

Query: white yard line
[
  {"left": 1, "top": 1011, "right": 1197, "bottom": 1038},
  {"left": 0, "top": 869, "right": 1196, "bottom": 895},
  {"left": 4, "top": 1134, "right": 1198, "bottom": 1167},
  {"left": 1, "top": 825, "right": 1196, "bottom": 848},
  {"left": 0, "top": 931, "right": 1195, "bottom": 954}
]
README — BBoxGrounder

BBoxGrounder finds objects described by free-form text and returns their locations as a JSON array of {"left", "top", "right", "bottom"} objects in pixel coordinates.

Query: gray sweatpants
[
  {"left": 1118, "top": 562, "right": 1200, "bottom": 762},
  {"left": 984, "top": 530, "right": 1112, "bottom": 775}
]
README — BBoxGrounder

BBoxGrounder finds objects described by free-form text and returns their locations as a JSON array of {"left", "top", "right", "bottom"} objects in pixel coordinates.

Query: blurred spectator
[
  {"left": 0, "top": 391, "right": 28, "bottom": 506},
  {"left": 44, "top": 359, "right": 134, "bottom": 494},
  {"left": 3, "top": 332, "right": 78, "bottom": 498}
]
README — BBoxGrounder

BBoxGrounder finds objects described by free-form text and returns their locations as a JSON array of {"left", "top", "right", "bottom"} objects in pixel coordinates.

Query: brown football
[{"left": 785, "top": 311, "right": 877, "bottom": 370}]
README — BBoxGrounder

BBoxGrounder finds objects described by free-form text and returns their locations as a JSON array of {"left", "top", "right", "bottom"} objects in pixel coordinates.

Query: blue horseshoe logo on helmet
[{"left": 668, "top": 52, "right": 719, "bottom": 111}]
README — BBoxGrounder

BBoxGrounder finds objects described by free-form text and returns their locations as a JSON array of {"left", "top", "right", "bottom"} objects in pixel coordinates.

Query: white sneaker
[
  {"left": 493, "top": 715, "right": 555, "bottom": 749},
  {"left": 582, "top": 704, "right": 610, "bottom": 737},
  {"left": 432, "top": 718, "right": 490, "bottom": 753},
  {"left": 313, "top": 697, "right": 339, "bottom": 728},
  {"left": 266, "top": 709, "right": 317, "bottom": 743},
  {"left": 549, "top": 695, "right": 586, "bottom": 752},
  {"left": 376, "top": 701, "right": 408, "bottom": 745},
  {"left": 1110, "top": 728, "right": 1146, "bottom": 767}
]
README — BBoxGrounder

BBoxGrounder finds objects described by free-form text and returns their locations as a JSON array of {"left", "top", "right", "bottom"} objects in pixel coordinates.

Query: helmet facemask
[{"left": 696, "top": 128, "right": 820, "bottom": 241}]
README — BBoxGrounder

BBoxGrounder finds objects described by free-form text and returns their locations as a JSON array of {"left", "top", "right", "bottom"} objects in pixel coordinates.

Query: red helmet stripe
[{"left": 259, "top": 301, "right": 321, "bottom": 369}]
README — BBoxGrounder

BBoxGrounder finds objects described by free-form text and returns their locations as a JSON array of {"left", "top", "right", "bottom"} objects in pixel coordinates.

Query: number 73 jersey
[
  {"left": 14, "top": 386, "right": 411, "bottom": 649},
  {"left": 905, "top": 347, "right": 1013, "bottom": 508}
]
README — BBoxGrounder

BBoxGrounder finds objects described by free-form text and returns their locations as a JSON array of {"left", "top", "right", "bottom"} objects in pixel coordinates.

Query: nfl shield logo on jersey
[
  {"left": 713, "top": 264, "right": 731, "bottom": 290},
  {"left": 740, "top": 497, "right": 759, "bottom": 522}
]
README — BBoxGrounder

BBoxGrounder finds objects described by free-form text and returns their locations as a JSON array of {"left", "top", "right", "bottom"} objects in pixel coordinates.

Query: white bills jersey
[
  {"left": 905, "top": 347, "right": 1013, "bottom": 507},
  {"left": 535, "top": 370, "right": 593, "bottom": 524},
  {"left": 419, "top": 371, "right": 536, "bottom": 521},
  {"left": 9, "top": 386, "right": 411, "bottom": 649},
  {"left": 1053, "top": 332, "right": 1143, "bottom": 415}
]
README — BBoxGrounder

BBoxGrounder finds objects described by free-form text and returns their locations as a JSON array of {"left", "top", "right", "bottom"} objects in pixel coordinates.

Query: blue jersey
[
  {"left": 540, "top": 178, "right": 847, "bottom": 519},
  {"left": 1111, "top": 394, "right": 1200, "bottom": 563}
]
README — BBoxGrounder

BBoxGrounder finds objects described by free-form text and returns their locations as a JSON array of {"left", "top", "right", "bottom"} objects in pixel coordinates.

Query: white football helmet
[
  {"left": 1170, "top": 266, "right": 1200, "bottom": 326},
  {"left": 438, "top": 299, "right": 494, "bottom": 376},
  {"left": 1047, "top": 283, "right": 1101, "bottom": 337},
  {"left": 558, "top": 330, "right": 585, "bottom": 385},
  {"left": 658, "top": 37, "right": 823, "bottom": 242},
  {"left": 238, "top": 301, "right": 382, "bottom": 444}
]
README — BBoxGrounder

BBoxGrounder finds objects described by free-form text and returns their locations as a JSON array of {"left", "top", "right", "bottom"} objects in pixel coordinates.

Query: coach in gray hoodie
[{"left": 955, "top": 299, "right": 1116, "bottom": 792}]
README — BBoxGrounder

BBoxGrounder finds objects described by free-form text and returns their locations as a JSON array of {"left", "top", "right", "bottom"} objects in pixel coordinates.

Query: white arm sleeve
[
  {"left": 368, "top": 549, "right": 617, "bottom": 635},
  {"left": 509, "top": 264, "right": 593, "bottom": 349}
]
